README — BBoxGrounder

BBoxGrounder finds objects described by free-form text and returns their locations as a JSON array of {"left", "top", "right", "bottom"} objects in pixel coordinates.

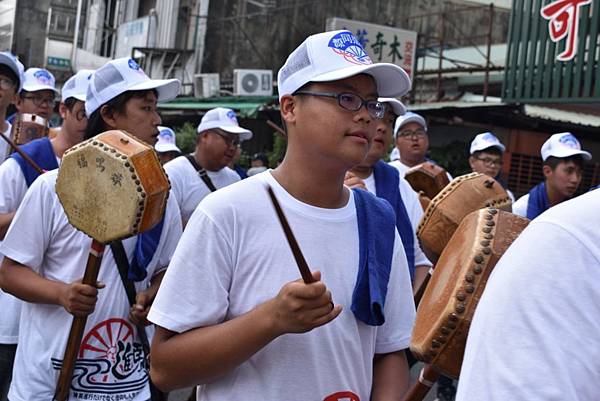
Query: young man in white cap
[
  {"left": 389, "top": 111, "right": 452, "bottom": 181},
  {"left": 155, "top": 125, "right": 181, "bottom": 164},
  {"left": 149, "top": 30, "right": 416, "bottom": 400},
  {"left": 0, "top": 58, "right": 182, "bottom": 400},
  {"left": 0, "top": 52, "right": 24, "bottom": 164},
  {"left": 469, "top": 132, "right": 515, "bottom": 202},
  {"left": 456, "top": 188, "right": 600, "bottom": 401},
  {"left": 512, "top": 132, "right": 591, "bottom": 219},
  {"left": 12, "top": 67, "right": 59, "bottom": 121},
  {"left": 345, "top": 97, "right": 432, "bottom": 293},
  {"left": 163, "top": 107, "right": 250, "bottom": 224}
]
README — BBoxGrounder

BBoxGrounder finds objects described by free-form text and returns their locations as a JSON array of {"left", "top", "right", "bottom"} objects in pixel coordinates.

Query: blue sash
[
  {"left": 373, "top": 160, "right": 416, "bottom": 280},
  {"left": 526, "top": 182, "right": 550, "bottom": 220},
  {"left": 352, "top": 188, "right": 396, "bottom": 326},
  {"left": 11, "top": 137, "right": 58, "bottom": 187},
  {"left": 128, "top": 218, "right": 165, "bottom": 281}
]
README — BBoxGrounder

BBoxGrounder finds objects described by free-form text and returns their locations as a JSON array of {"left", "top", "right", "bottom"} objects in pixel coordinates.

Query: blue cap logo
[
  {"left": 128, "top": 59, "right": 140, "bottom": 71},
  {"left": 226, "top": 109, "right": 238, "bottom": 123},
  {"left": 559, "top": 133, "right": 580, "bottom": 149},
  {"left": 482, "top": 132, "right": 498, "bottom": 143},
  {"left": 328, "top": 31, "right": 372, "bottom": 65},
  {"left": 34, "top": 69, "right": 53, "bottom": 85}
]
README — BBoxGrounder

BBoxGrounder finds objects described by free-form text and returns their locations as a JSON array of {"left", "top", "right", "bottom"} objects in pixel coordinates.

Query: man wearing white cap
[
  {"left": 0, "top": 52, "right": 24, "bottom": 164},
  {"left": 13, "top": 67, "right": 59, "bottom": 121},
  {"left": 0, "top": 58, "right": 182, "bottom": 400},
  {"left": 512, "top": 132, "right": 591, "bottom": 219},
  {"left": 389, "top": 111, "right": 452, "bottom": 181},
  {"left": 155, "top": 125, "right": 181, "bottom": 164},
  {"left": 469, "top": 132, "right": 515, "bottom": 202},
  {"left": 345, "top": 97, "right": 432, "bottom": 293},
  {"left": 163, "top": 107, "right": 250, "bottom": 224},
  {"left": 149, "top": 30, "right": 415, "bottom": 400},
  {"left": 0, "top": 68, "right": 92, "bottom": 400}
]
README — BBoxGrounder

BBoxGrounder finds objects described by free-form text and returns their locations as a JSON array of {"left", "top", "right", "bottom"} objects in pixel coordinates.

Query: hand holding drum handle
[
  {"left": 53, "top": 240, "right": 105, "bottom": 401},
  {"left": 267, "top": 186, "right": 315, "bottom": 284}
]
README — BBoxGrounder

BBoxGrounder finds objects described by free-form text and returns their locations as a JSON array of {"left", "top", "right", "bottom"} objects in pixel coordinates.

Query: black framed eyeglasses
[
  {"left": 0, "top": 78, "right": 15, "bottom": 90},
  {"left": 211, "top": 130, "right": 241, "bottom": 148},
  {"left": 475, "top": 156, "right": 503, "bottom": 167},
  {"left": 22, "top": 94, "right": 56, "bottom": 107},
  {"left": 397, "top": 129, "right": 427, "bottom": 139},
  {"left": 293, "top": 91, "right": 386, "bottom": 119}
]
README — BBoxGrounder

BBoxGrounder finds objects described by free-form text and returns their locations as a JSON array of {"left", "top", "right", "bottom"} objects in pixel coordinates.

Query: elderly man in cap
[
  {"left": 469, "top": 132, "right": 514, "bottom": 202},
  {"left": 512, "top": 132, "right": 591, "bottom": 219},
  {"left": 163, "top": 107, "right": 252, "bottom": 224}
]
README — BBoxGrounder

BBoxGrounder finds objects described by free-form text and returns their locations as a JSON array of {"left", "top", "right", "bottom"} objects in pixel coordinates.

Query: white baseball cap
[
  {"left": 85, "top": 57, "right": 181, "bottom": 117},
  {"left": 155, "top": 126, "right": 181, "bottom": 153},
  {"left": 22, "top": 68, "right": 59, "bottom": 94},
  {"left": 541, "top": 132, "right": 592, "bottom": 161},
  {"left": 61, "top": 69, "right": 95, "bottom": 102},
  {"left": 277, "top": 30, "right": 411, "bottom": 100},
  {"left": 196, "top": 107, "right": 253, "bottom": 140},
  {"left": 378, "top": 97, "right": 406, "bottom": 116},
  {"left": 394, "top": 111, "right": 427, "bottom": 138},
  {"left": 0, "top": 52, "right": 25, "bottom": 92},
  {"left": 470, "top": 132, "right": 506, "bottom": 154}
]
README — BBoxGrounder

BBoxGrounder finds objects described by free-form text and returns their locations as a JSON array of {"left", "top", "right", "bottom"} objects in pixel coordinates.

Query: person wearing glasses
[
  {"left": 12, "top": 68, "right": 58, "bottom": 121},
  {"left": 0, "top": 53, "right": 24, "bottom": 165},
  {"left": 389, "top": 111, "right": 452, "bottom": 181},
  {"left": 512, "top": 132, "right": 591, "bottom": 219},
  {"left": 0, "top": 68, "right": 92, "bottom": 400},
  {"left": 469, "top": 132, "right": 515, "bottom": 202},
  {"left": 163, "top": 107, "right": 252, "bottom": 224}
]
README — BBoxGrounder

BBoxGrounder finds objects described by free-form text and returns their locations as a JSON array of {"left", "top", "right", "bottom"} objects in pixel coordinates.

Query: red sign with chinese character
[{"left": 541, "top": 0, "right": 592, "bottom": 61}]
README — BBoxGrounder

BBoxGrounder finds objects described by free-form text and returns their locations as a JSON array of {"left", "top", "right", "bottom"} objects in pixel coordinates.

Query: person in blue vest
[
  {"left": 0, "top": 68, "right": 92, "bottom": 400},
  {"left": 10, "top": 68, "right": 59, "bottom": 123},
  {"left": 344, "top": 97, "right": 432, "bottom": 293},
  {"left": 512, "top": 132, "right": 591, "bottom": 219},
  {"left": 0, "top": 52, "right": 24, "bottom": 165},
  {"left": 0, "top": 57, "right": 182, "bottom": 400},
  {"left": 148, "top": 30, "right": 416, "bottom": 399}
]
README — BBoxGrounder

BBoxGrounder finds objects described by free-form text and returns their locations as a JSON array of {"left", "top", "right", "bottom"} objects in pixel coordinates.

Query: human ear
[
  {"left": 279, "top": 95, "right": 298, "bottom": 127},
  {"left": 99, "top": 105, "right": 118, "bottom": 129}
]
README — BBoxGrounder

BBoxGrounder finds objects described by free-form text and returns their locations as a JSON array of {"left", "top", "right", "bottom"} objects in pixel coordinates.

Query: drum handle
[
  {"left": 0, "top": 130, "right": 45, "bottom": 174},
  {"left": 413, "top": 271, "right": 431, "bottom": 307},
  {"left": 402, "top": 364, "right": 440, "bottom": 401},
  {"left": 53, "top": 240, "right": 105, "bottom": 401}
]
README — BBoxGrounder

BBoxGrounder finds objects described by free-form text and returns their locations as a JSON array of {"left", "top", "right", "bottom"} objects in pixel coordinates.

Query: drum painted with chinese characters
[
  {"left": 410, "top": 208, "right": 529, "bottom": 379},
  {"left": 405, "top": 162, "right": 450, "bottom": 200},
  {"left": 417, "top": 173, "right": 511, "bottom": 263},
  {"left": 56, "top": 129, "right": 170, "bottom": 243},
  {"left": 11, "top": 113, "right": 49, "bottom": 145}
]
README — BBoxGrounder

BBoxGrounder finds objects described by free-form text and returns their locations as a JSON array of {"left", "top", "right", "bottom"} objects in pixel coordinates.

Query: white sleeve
[
  {"left": 399, "top": 177, "right": 432, "bottom": 268},
  {"left": 375, "top": 233, "right": 416, "bottom": 354},
  {"left": 164, "top": 160, "right": 185, "bottom": 220},
  {"left": 511, "top": 194, "right": 528, "bottom": 217},
  {"left": 0, "top": 174, "right": 54, "bottom": 271},
  {"left": 456, "top": 222, "right": 600, "bottom": 401},
  {"left": 0, "top": 158, "right": 28, "bottom": 214},
  {"left": 148, "top": 207, "right": 232, "bottom": 333}
]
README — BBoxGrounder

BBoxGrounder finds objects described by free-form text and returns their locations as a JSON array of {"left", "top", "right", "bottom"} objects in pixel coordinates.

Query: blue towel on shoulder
[
  {"left": 352, "top": 188, "right": 396, "bottom": 326},
  {"left": 373, "top": 160, "right": 416, "bottom": 280},
  {"left": 526, "top": 182, "right": 550, "bottom": 220},
  {"left": 129, "top": 217, "right": 165, "bottom": 281},
  {"left": 11, "top": 137, "right": 58, "bottom": 187}
]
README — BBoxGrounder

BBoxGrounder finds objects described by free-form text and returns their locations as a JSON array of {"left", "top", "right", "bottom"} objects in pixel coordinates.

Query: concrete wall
[{"left": 13, "top": 0, "right": 51, "bottom": 68}]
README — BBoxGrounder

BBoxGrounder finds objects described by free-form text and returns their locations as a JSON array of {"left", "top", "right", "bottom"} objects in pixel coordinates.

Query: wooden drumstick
[
  {"left": 267, "top": 186, "right": 315, "bottom": 284},
  {"left": 402, "top": 364, "right": 440, "bottom": 401},
  {"left": 0, "top": 130, "right": 45, "bottom": 174},
  {"left": 266, "top": 120, "right": 287, "bottom": 138},
  {"left": 53, "top": 240, "right": 105, "bottom": 401}
]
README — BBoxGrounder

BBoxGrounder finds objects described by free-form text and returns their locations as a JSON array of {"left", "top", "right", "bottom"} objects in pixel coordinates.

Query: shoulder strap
[{"left": 186, "top": 154, "right": 217, "bottom": 192}]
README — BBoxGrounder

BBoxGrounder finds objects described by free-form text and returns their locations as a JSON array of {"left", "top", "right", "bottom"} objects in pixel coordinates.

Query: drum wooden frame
[
  {"left": 11, "top": 113, "right": 49, "bottom": 145},
  {"left": 404, "top": 162, "right": 450, "bottom": 200}
]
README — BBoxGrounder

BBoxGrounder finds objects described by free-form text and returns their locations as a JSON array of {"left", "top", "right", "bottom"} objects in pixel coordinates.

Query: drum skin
[
  {"left": 56, "top": 130, "right": 170, "bottom": 243},
  {"left": 405, "top": 162, "right": 450, "bottom": 200},
  {"left": 11, "top": 113, "right": 49, "bottom": 145},
  {"left": 417, "top": 173, "right": 512, "bottom": 263},
  {"left": 410, "top": 208, "right": 529, "bottom": 378}
]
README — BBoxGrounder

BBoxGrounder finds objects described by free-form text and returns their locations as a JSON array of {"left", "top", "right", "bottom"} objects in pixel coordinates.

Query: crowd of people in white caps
[{"left": 0, "top": 29, "right": 597, "bottom": 401}]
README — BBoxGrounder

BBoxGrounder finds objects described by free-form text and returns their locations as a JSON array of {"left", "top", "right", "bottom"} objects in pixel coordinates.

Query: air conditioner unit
[
  {"left": 233, "top": 69, "right": 273, "bottom": 96},
  {"left": 194, "top": 73, "right": 220, "bottom": 98}
]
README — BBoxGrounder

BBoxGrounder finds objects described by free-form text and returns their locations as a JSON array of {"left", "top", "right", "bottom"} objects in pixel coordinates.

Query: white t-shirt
[
  {"left": 388, "top": 159, "right": 453, "bottom": 181},
  {"left": 512, "top": 193, "right": 528, "bottom": 217},
  {"left": 456, "top": 189, "right": 600, "bottom": 401},
  {"left": 148, "top": 171, "right": 416, "bottom": 401},
  {"left": 164, "top": 155, "right": 240, "bottom": 222},
  {"left": 363, "top": 173, "right": 432, "bottom": 269},
  {"left": 0, "top": 121, "right": 12, "bottom": 162},
  {"left": 0, "top": 170, "right": 182, "bottom": 401}
]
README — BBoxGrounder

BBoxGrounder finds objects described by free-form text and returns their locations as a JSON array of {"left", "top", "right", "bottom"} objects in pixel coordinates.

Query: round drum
[
  {"left": 11, "top": 113, "right": 49, "bottom": 145},
  {"left": 410, "top": 208, "right": 529, "bottom": 379},
  {"left": 56, "top": 130, "right": 170, "bottom": 243},
  {"left": 405, "top": 162, "right": 450, "bottom": 200},
  {"left": 417, "top": 172, "right": 512, "bottom": 263}
]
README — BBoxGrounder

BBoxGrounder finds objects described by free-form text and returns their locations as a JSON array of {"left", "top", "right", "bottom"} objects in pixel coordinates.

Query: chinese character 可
[
  {"left": 371, "top": 32, "right": 387, "bottom": 61},
  {"left": 541, "top": 0, "right": 592, "bottom": 61},
  {"left": 388, "top": 35, "right": 403, "bottom": 63}
]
